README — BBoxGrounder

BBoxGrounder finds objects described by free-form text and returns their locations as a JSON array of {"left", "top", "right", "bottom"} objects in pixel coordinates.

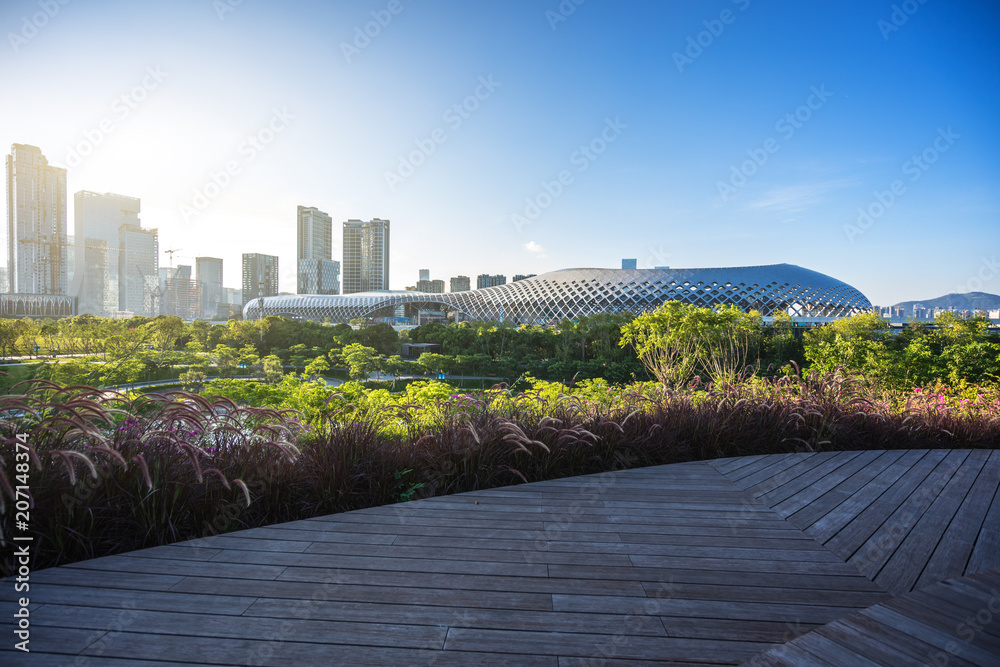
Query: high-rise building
[
  {"left": 6, "top": 144, "right": 68, "bottom": 295},
  {"left": 242, "top": 253, "right": 279, "bottom": 305},
  {"left": 298, "top": 258, "right": 340, "bottom": 295},
  {"left": 419, "top": 269, "right": 430, "bottom": 282},
  {"left": 450, "top": 276, "right": 470, "bottom": 292},
  {"left": 513, "top": 274, "right": 537, "bottom": 282},
  {"left": 71, "top": 191, "right": 141, "bottom": 315},
  {"left": 217, "top": 287, "right": 243, "bottom": 319},
  {"left": 342, "top": 218, "right": 389, "bottom": 294},
  {"left": 477, "top": 274, "right": 506, "bottom": 289},
  {"left": 416, "top": 279, "right": 445, "bottom": 293},
  {"left": 297, "top": 206, "right": 340, "bottom": 295},
  {"left": 196, "top": 257, "right": 223, "bottom": 319},
  {"left": 76, "top": 239, "right": 109, "bottom": 316},
  {"left": 621, "top": 258, "right": 637, "bottom": 270},
  {"left": 162, "top": 265, "right": 201, "bottom": 320},
  {"left": 118, "top": 223, "right": 158, "bottom": 316}
]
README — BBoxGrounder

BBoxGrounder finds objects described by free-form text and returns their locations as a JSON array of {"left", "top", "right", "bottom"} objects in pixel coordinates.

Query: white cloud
[
  {"left": 524, "top": 241, "right": 546, "bottom": 257},
  {"left": 746, "top": 178, "right": 857, "bottom": 213}
]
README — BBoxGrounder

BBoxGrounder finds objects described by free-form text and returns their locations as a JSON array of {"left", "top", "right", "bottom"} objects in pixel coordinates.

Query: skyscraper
[
  {"left": 297, "top": 206, "right": 339, "bottom": 295},
  {"left": 450, "top": 276, "right": 470, "bottom": 292},
  {"left": 6, "top": 144, "right": 68, "bottom": 295},
  {"left": 477, "top": 274, "right": 506, "bottom": 289},
  {"left": 162, "top": 265, "right": 201, "bottom": 320},
  {"left": 342, "top": 218, "right": 390, "bottom": 294},
  {"left": 242, "top": 253, "right": 279, "bottom": 305},
  {"left": 72, "top": 191, "right": 141, "bottom": 315},
  {"left": 118, "top": 223, "right": 158, "bottom": 316},
  {"left": 196, "top": 257, "right": 224, "bottom": 319},
  {"left": 621, "top": 258, "right": 637, "bottom": 270}
]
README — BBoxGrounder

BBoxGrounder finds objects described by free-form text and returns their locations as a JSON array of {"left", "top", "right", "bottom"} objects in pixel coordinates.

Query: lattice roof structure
[{"left": 242, "top": 263, "right": 872, "bottom": 324}]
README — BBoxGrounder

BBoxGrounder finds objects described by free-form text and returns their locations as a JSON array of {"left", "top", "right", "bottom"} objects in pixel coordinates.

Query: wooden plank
[
  {"left": 168, "top": 575, "right": 554, "bottom": 611},
  {"left": 552, "top": 594, "right": 865, "bottom": 624},
  {"left": 773, "top": 450, "right": 884, "bottom": 520},
  {"left": 876, "top": 449, "right": 990, "bottom": 594},
  {"left": 708, "top": 454, "right": 766, "bottom": 475},
  {"left": 967, "top": 452, "right": 1000, "bottom": 575},
  {"left": 920, "top": 448, "right": 1000, "bottom": 586},
  {"left": 29, "top": 603, "right": 449, "bottom": 650},
  {"left": 74, "top": 631, "right": 558, "bottom": 667},
  {"left": 756, "top": 451, "right": 864, "bottom": 512},
  {"left": 0, "top": 653, "right": 194, "bottom": 667},
  {"left": 804, "top": 616, "right": 944, "bottom": 667},
  {"left": 787, "top": 449, "right": 906, "bottom": 530},
  {"left": 274, "top": 565, "right": 648, "bottom": 598},
  {"left": 619, "top": 542, "right": 842, "bottom": 563},
  {"left": 837, "top": 612, "right": 982, "bottom": 667},
  {"left": 628, "top": 553, "right": 865, "bottom": 576},
  {"left": 550, "top": 563, "right": 886, "bottom": 592},
  {"left": 823, "top": 449, "right": 947, "bottom": 559},
  {"left": 304, "top": 538, "right": 635, "bottom": 567},
  {"left": 862, "top": 604, "right": 1000, "bottom": 666},
  {"left": 444, "top": 627, "right": 772, "bottom": 663},
  {"left": 0, "top": 584, "right": 257, "bottom": 615},
  {"left": 849, "top": 450, "right": 970, "bottom": 581},
  {"left": 804, "top": 449, "right": 930, "bottom": 543},
  {"left": 243, "top": 599, "right": 669, "bottom": 637},
  {"left": 64, "top": 554, "right": 288, "bottom": 581},
  {"left": 789, "top": 631, "right": 885, "bottom": 667},
  {"left": 738, "top": 452, "right": 826, "bottom": 493},
  {"left": 213, "top": 548, "right": 550, "bottom": 578},
  {"left": 730, "top": 452, "right": 812, "bottom": 488},
  {"left": 722, "top": 453, "right": 796, "bottom": 485}
]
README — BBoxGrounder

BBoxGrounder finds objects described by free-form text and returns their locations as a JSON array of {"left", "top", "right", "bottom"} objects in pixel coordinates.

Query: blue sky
[{"left": 1, "top": 0, "right": 997, "bottom": 306}]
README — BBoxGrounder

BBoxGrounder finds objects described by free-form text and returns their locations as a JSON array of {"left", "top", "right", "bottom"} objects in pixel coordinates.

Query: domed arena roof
[{"left": 243, "top": 264, "right": 872, "bottom": 324}]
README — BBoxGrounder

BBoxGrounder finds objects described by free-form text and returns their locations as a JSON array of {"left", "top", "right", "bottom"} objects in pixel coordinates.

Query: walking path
[{"left": 3, "top": 449, "right": 998, "bottom": 665}]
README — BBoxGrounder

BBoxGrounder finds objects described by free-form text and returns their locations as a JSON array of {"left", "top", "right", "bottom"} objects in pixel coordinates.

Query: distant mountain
[{"left": 892, "top": 292, "right": 1000, "bottom": 312}]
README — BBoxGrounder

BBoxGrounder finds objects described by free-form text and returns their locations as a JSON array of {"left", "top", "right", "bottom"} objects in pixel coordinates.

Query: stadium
[{"left": 242, "top": 263, "right": 873, "bottom": 324}]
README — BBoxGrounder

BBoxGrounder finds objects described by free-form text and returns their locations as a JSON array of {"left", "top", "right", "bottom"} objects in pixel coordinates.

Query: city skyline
[{"left": 1, "top": 0, "right": 997, "bottom": 307}]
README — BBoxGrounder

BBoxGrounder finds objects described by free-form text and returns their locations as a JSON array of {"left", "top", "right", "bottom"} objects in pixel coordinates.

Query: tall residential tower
[
  {"left": 296, "top": 206, "right": 339, "bottom": 295},
  {"left": 342, "top": 218, "right": 389, "bottom": 294},
  {"left": 6, "top": 144, "right": 68, "bottom": 294},
  {"left": 242, "top": 253, "right": 279, "bottom": 306}
]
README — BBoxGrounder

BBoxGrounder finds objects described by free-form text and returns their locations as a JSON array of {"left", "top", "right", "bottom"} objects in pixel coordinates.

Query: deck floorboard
[{"left": 4, "top": 449, "right": 998, "bottom": 665}]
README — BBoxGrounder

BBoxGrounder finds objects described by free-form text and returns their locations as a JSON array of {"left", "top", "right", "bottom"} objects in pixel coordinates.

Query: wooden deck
[{"left": 2, "top": 449, "right": 998, "bottom": 665}]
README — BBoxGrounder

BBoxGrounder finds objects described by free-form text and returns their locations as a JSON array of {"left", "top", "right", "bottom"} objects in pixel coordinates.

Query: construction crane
[{"left": 164, "top": 248, "right": 182, "bottom": 273}]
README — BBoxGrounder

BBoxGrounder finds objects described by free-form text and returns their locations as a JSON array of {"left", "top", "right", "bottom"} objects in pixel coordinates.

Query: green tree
[
  {"left": 342, "top": 343, "right": 381, "bottom": 381},
  {"left": 262, "top": 355, "right": 285, "bottom": 384},
  {"left": 180, "top": 369, "right": 207, "bottom": 392},
  {"left": 620, "top": 302, "right": 762, "bottom": 387},
  {"left": 304, "top": 355, "right": 330, "bottom": 380}
]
